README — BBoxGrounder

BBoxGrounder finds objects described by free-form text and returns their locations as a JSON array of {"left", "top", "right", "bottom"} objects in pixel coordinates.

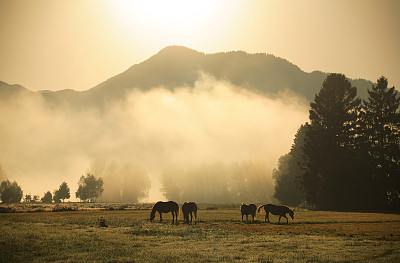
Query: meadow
[{"left": 0, "top": 203, "right": 399, "bottom": 262}]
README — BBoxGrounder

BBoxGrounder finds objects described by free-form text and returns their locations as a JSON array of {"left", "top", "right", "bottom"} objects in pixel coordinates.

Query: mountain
[{"left": 0, "top": 46, "right": 375, "bottom": 108}]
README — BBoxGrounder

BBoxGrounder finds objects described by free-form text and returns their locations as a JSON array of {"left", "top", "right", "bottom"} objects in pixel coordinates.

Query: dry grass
[{"left": 0, "top": 205, "right": 399, "bottom": 262}]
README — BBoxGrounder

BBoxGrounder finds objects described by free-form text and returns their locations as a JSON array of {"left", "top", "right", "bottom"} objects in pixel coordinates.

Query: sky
[{"left": 0, "top": 0, "right": 399, "bottom": 92}]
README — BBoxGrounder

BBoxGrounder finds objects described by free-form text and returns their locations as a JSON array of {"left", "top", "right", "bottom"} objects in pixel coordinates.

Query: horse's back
[
  {"left": 182, "top": 202, "right": 197, "bottom": 213},
  {"left": 154, "top": 201, "right": 179, "bottom": 213},
  {"left": 265, "top": 204, "right": 289, "bottom": 216},
  {"left": 241, "top": 203, "right": 257, "bottom": 214},
  {"left": 168, "top": 201, "right": 179, "bottom": 211}
]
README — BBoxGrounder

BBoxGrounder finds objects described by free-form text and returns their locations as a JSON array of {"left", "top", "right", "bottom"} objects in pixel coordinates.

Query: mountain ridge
[{"left": 0, "top": 46, "right": 376, "bottom": 108}]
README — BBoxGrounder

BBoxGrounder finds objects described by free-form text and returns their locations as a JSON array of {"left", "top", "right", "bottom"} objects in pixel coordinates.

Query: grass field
[{"left": 1, "top": 203, "right": 399, "bottom": 262}]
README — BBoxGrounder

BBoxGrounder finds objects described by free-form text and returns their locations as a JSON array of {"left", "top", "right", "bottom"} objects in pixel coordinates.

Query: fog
[{"left": 0, "top": 74, "right": 308, "bottom": 202}]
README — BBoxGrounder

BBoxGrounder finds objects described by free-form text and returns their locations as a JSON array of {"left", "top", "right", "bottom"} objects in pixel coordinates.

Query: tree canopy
[
  {"left": 54, "top": 182, "right": 70, "bottom": 203},
  {"left": 0, "top": 180, "right": 23, "bottom": 203},
  {"left": 76, "top": 173, "right": 104, "bottom": 202},
  {"left": 41, "top": 191, "right": 53, "bottom": 203}
]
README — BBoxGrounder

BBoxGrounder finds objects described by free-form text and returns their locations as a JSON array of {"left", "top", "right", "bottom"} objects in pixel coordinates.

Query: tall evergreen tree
[
  {"left": 362, "top": 76, "right": 400, "bottom": 208},
  {"left": 303, "top": 73, "right": 361, "bottom": 209}
]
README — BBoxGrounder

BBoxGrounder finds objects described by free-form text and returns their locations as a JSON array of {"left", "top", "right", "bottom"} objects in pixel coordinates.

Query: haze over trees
[
  {"left": 0, "top": 165, "right": 7, "bottom": 183},
  {"left": 160, "top": 161, "right": 274, "bottom": 203},
  {"left": 274, "top": 74, "right": 400, "bottom": 210},
  {"left": 88, "top": 160, "right": 151, "bottom": 203}
]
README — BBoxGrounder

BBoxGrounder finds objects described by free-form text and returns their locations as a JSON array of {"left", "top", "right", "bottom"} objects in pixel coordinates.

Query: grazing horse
[
  {"left": 150, "top": 201, "right": 179, "bottom": 224},
  {"left": 257, "top": 204, "right": 294, "bottom": 224},
  {"left": 240, "top": 203, "right": 257, "bottom": 222},
  {"left": 182, "top": 202, "right": 197, "bottom": 223}
]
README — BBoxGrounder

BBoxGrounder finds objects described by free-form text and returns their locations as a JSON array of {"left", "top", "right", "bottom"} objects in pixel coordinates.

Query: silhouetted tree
[
  {"left": 273, "top": 124, "right": 309, "bottom": 206},
  {"left": 0, "top": 180, "right": 23, "bottom": 203},
  {"left": 361, "top": 76, "right": 400, "bottom": 208},
  {"left": 41, "top": 191, "right": 53, "bottom": 203},
  {"left": 303, "top": 73, "right": 361, "bottom": 209},
  {"left": 24, "top": 194, "right": 32, "bottom": 203},
  {"left": 54, "top": 182, "right": 70, "bottom": 203},
  {"left": 76, "top": 173, "right": 104, "bottom": 202}
]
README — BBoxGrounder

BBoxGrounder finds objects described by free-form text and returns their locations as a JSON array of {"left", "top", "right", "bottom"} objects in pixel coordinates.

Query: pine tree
[
  {"left": 362, "top": 76, "right": 400, "bottom": 208},
  {"left": 304, "top": 73, "right": 361, "bottom": 209}
]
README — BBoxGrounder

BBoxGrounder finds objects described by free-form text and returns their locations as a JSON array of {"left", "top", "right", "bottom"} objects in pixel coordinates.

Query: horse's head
[
  {"left": 149, "top": 211, "right": 155, "bottom": 222},
  {"left": 289, "top": 209, "right": 294, "bottom": 220}
]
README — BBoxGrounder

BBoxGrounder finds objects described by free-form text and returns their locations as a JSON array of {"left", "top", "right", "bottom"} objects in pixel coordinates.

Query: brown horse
[
  {"left": 240, "top": 203, "right": 257, "bottom": 222},
  {"left": 150, "top": 201, "right": 179, "bottom": 224},
  {"left": 182, "top": 202, "right": 197, "bottom": 223},
  {"left": 257, "top": 204, "right": 294, "bottom": 224}
]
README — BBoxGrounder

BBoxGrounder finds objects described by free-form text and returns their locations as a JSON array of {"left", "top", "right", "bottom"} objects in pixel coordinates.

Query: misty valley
[{"left": 0, "top": 46, "right": 399, "bottom": 212}]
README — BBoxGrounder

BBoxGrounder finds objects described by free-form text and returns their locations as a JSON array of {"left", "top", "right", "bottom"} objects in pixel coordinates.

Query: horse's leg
[
  {"left": 190, "top": 212, "right": 193, "bottom": 223},
  {"left": 278, "top": 216, "right": 281, "bottom": 224},
  {"left": 171, "top": 211, "right": 175, "bottom": 224},
  {"left": 242, "top": 214, "right": 244, "bottom": 222},
  {"left": 194, "top": 211, "right": 197, "bottom": 223},
  {"left": 159, "top": 212, "right": 163, "bottom": 222},
  {"left": 246, "top": 214, "right": 249, "bottom": 221}
]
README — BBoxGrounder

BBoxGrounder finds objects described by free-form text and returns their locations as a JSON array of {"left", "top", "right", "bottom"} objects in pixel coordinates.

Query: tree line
[
  {"left": 0, "top": 174, "right": 105, "bottom": 204},
  {"left": 274, "top": 74, "right": 400, "bottom": 211}
]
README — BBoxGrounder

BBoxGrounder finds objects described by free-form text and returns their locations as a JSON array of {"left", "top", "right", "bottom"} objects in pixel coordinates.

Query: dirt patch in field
[{"left": 202, "top": 221, "right": 400, "bottom": 241}]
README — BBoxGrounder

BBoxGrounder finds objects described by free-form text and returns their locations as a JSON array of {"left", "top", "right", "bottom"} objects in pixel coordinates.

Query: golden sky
[{"left": 0, "top": 0, "right": 399, "bottom": 92}]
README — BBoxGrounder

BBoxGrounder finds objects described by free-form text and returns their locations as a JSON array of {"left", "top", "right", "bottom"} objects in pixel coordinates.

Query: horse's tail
[{"left": 257, "top": 205, "right": 265, "bottom": 213}]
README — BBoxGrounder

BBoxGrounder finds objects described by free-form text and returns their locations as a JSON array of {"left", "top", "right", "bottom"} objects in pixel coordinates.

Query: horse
[
  {"left": 182, "top": 202, "right": 197, "bottom": 223},
  {"left": 257, "top": 204, "right": 294, "bottom": 224},
  {"left": 240, "top": 203, "right": 257, "bottom": 222},
  {"left": 150, "top": 201, "right": 179, "bottom": 224}
]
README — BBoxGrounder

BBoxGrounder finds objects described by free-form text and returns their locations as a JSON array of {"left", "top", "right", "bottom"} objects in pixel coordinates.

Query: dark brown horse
[
  {"left": 150, "top": 201, "right": 179, "bottom": 224},
  {"left": 240, "top": 203, "right": 257, "bottom": 222},
  {"left": 182, "top": 202, "right": 197, "bottom": 223},
  {"left": 257, "top": 204, "right": 294, "bottom": 224}
]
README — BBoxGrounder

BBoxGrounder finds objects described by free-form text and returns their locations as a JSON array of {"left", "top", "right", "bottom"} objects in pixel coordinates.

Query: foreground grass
[{"left": 1, "top": 208, "right": 400, "bottom": 262}]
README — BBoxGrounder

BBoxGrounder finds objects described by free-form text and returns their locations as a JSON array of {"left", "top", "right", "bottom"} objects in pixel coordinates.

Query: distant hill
[{"left": 0, "top": 46, "right": 375, "bottom": 109}]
